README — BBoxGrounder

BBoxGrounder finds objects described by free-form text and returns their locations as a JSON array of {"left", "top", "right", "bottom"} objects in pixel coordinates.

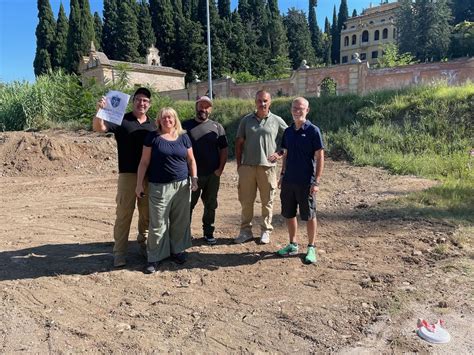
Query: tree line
[{"left": 34, "top": 0, "right": 473, "bottom": 83}]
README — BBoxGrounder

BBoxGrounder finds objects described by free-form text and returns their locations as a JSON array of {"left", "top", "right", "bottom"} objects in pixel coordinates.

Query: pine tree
[
  {"left": 65, "top": 0, "right": 82, "bottom": 72},
  {"left": 150, "top": 0, "right": 176, "bottom": 66},
  {"left": 52, "top": 3, "right": 68, "bottom": 70},
  {"left": 309, "top": 0, "right": 323, "bottom": 60},
  {"left": 284, "top": 8, "right": 316, "bottom": 69},
  {"left": 334, "top": 0, "right": 348, "bottom": 64},
  {"left": 34, "top": 0, "right": 56, "bottom": 76},
  {"left": 102, "top": 0, "right": 119, "bottom": 58},
  {"left": 137, "top": 0, "right": 156, "bottom": 58},
  {"left": 330, "top": 6, "right": 338, "bottom": 64},
  {"left": 218, "top": 0, "right": 231, "bottom": 18},
  {"left": 93, "top": 12, "right": 102, "bottom": 51},
  {"left": 116, "top": 1, "right": 140, "bottom": 62}
]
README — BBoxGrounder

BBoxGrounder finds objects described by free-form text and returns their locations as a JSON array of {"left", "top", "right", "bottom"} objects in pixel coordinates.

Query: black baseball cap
[{"left": 133, "top": 87, "right": 151, "bottom": 99}]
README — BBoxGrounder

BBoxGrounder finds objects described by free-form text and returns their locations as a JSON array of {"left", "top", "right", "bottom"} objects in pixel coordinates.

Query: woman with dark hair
[{"left": 136, "top": 107, "right": 198, "bottom": 274}]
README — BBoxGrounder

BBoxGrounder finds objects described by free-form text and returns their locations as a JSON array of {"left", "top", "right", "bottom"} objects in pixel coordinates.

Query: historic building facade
[
  {"left": 340, "top": 1, "right": 400, "bottom": 65},
  {"left": 79, "top": 44, "right": 185, "bottom": 92}
]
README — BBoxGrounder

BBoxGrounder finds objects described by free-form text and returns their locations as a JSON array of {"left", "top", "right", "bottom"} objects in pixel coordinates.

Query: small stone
[
  {"left": 412, "top": 250, "right": 422, "bottom": 256},
  {"left": 438, "top": 301, "right": 448, "bottom": 308},
  {"left": 116, "top": 323, "right": 131, "bottom": 332}
]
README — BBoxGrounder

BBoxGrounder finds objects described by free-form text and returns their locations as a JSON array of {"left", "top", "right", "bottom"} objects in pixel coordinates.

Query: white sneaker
[
  {"left": 234, "top": 233, "right": 252, "bottom": 244},
  {"left": 260, "top": 231, "right": 270, "bottom": 244}
]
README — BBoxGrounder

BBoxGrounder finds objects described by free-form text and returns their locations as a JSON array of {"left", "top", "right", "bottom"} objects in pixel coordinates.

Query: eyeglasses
[{"left": 134, "top": 98, "right": 150, "bottom": 104}]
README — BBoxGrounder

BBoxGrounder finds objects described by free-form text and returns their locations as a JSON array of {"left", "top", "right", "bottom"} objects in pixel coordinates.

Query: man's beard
[{"left": 197, "top": 111, "right": 209, "bottom": 121}]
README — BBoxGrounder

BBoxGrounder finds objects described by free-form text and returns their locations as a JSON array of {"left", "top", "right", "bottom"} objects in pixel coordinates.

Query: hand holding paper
[{"left": 96, "top": 91, "right": 130, "bottom": 125}]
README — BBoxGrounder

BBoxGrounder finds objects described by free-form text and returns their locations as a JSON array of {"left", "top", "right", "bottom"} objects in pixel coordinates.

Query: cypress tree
[
  {"left": 93, "top": 12, "right": 103, "bottom": 51},
  {"left": 352, "top": 9, "right": 358, "bottom": 17},
  {"left": 284, "top": 8, "right": 316, "bottom": 69},
  {"left": 309, "top": 0, "right": 323, "bottom": 60},
  {"left": 65, "top": 0, "right": 82, "bottom": 73},
  {"left": 414, "top": 0, "right": 452, "bottom": 61},
  {"left": 330, "top": 5, "right": 338, "bottom": 64},
  {"left": 150, "top": 0, "right": 176, "bottom": 66},
  {"left": 268, "top": 0, "right": 289, "bottom": 59},
  {"left": 218, "top": 0, "right": 231, "bottom": 19},
  {"left": 334, "top": 0, "right": 348, "bottom": 64},
  {"left": 238, "top": 0, "right": 252, "bottom": 24},
  {"left": 52, "top": 3, "right": 68, "bottom": 70},
  {"left": 228, "top": 11, "right": 250, "bottom": 73},
  {"left": 137, "top": 0, "right": 156, "bottom": 58},
  {"left": 116, "top": 1, "right": 140, "bottom": 62},
  {"left": 102, "top": 0, "right": 119, "bottom": 58},
  {"left": 397, "top": 0, "right": 418, "bottom": 56},
  {"left": 33, "top": 0, "right": 56, "bottom": 76},
  {"left": 323, "top": 17, "right": 332, "bottom": 65},
  {"left": 451, "top": 0, "right": 474, "bottom": 23},
  {"left": 175, "top": 18, "right": 207, "bottom": 82},
  {"left": 79, "top": 0, "right": 95, "bottom": 55}
]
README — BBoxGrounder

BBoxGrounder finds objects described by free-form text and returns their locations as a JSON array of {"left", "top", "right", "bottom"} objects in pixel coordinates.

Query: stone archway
[{"left": 319, "top": 77, "right": 337, "bottom": 96}]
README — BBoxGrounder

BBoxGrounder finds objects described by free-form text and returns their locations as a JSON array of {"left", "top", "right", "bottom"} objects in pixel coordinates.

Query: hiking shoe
[
  {"left": 172, "top": 252, "right": 187, "bottom": 265},
  {"left": 204, "top": 235, "right": 217, "bottom": 245},
  {"left": 113, "top": 255, "right": 126, "bottom": 268},
  {"left": 260, "top": 231, "right": 270, "bottom": 244},
  {"left": 305, "top": 246, "right": 317, "bottom": 264},
  {"left": 144, "top": 261, "right": 159, "bottom": 274},
  {"left": 234, "top": 233, "right": 252, "bottom": 244},
  {"left": 276, "top": 243, "right": 299, "bottom": 257}
]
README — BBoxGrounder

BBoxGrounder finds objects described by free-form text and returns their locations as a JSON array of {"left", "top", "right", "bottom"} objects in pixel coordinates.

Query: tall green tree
[
  {"left": 268, "top": 0, "right": 289, "bottom": 59},
  {"left": 65, "top": 0, "right": 82, "bottom": 72},
  {"left": 115, "top": 1, "right": 140, "bottom": 62},
  {"left": 218, "top": 0, "right": 231, "bottom": 18},
  {"left": 397, "top": 0, "right": 417, "bottom": 55},
  {"left": 414, "top": 0, "right": 452, "bottom": 61},
  {"left": 238, "top": 0, "right": 252, "bottom": 23},
  {"left": 150, "top": 0, "right": 176, "bottom": 65},
  {"left": 93, "top": 11, "right": 102, "bottom": 51},
  {"left": 323, "top": 16, "right": 332, "bottom": 65},
  {"left": 309, "top": 0, "right": 323, "bottom": 60},
  {"left": 284, "top": 8, "right": 316, "bottom": 69},
  {"left": 137, "top": 0, "right": 156, "bottom": 58},
  {"left": 352, "top": 9, "right": 357, "bottom": 17},
  {"left": 334, "top": 0, "right": 348, "bottom": 64},
  {"left": 79, "top": 0, "right": 95, "bottom": 51},
  {"left": 102, "top": 0, "right": 119, "bottom": 58},
  {"left": 227, "top": 11, "right": 250, "bottom": 73},
  {"left": 34, "top": 0, "right": 56, "bottom": 75},
  {"left": 52, "top": 3, "right": 68, "bottom": 70},
  {"left": 330, "top": 5, "right": 338, "bottom": 64},
  {"left": 451, "top": 0, "right": 474, "bottom": 23}
]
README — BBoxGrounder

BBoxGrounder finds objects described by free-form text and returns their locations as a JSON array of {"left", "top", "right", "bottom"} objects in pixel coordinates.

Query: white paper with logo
[{"left": 96, "top": 91, "right": 130, "bottom": 125}]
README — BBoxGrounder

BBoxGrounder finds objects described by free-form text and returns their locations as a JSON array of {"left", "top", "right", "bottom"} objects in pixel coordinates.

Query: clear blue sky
[{"left": 0, "top": 0, "right": 372, "bottom": 83}]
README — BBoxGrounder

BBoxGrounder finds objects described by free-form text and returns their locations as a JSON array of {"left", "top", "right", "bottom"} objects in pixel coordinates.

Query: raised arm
[{"left": 92, "top": 96, "right": 108, "bottom": 133}]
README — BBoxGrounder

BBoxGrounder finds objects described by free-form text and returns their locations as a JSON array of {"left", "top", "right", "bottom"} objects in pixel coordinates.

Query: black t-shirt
[
  {"left": 182, "top": 118, "right": 228, "bottom": 176},
  {"left": 105, "top": 112, "right": 157, "bottom": 173},
  {"left": 144, "top": 132, "right": 192, "bottom": 184}
]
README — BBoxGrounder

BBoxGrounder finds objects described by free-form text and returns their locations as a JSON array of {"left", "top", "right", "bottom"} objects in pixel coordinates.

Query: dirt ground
[{"left": 0, "top": 130, "right": 472, "bottom": 353}]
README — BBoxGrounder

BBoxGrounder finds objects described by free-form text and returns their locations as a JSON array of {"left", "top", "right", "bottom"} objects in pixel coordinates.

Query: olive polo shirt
[
  {"left": 236, "top": 111, "right": 287, "bottom": 167},
  {"left": 105, "top": 112, "right": 157, "bottom": 173}
]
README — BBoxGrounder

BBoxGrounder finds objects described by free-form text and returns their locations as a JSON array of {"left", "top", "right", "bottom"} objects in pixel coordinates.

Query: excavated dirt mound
[{"left": 0, "top": 130, "right": 472, "bottom": 353}]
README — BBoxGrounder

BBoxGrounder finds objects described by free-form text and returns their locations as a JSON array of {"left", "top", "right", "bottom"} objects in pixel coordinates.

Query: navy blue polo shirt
[
  {"left": 144, "top": 132, "right": 192, "bottom": 184},
  {"left": 182, "top": 118, "right": 228, "bottom": 176},
  {"left": 281, "top": 120, "right": 324, "bottom": 185},
  {"left": 105, "top": 112, "right": 157, "bottom": 173}
]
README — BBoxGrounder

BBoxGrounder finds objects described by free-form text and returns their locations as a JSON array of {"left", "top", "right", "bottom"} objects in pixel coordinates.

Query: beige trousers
[
  {"left": 237, "top": 165, "right": 277, "bottom": 235},
  {"left": 113, "top": 173, "right": 149, "bottom": 256}
]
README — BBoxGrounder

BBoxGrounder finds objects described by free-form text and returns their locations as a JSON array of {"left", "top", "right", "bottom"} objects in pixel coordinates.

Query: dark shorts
[{"left": 280, "top": 182, "right": 316, "bottom": 221}]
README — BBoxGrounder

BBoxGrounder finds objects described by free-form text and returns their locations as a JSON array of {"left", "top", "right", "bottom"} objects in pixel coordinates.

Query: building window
[
  {"left": 342, "top": 56, "right": 348, "bottom": 63},
  {"left": 344, "top": 36, "right": 349, "bottom": 47},
  {"left": 381, "top": 18, "right": 386, "bottom": 22},
  {"left": 360, "top": 53, "right": 367, "bottom": 60},
  {"left": 352, "top": 34, "right": 357, "bottom": 45},
  {"left": 362, "top": 30, "right": 369, "bottom": 42},
  {"left": 382, "top": 28, "right": 388, "bottom": 39},
  {"left": 351, "top": 25, "right": 355, "bottom": 28},
  {"left": 369, "top": 20, "right": 374, "bottom": 25},
  {"left": 374, "top": 30, "right": 380, "bottom": 41},
  {"left": 371, "top": 51, "right": 378, "bottom": 59},
  {"left": 393, "top": 28, "right": 396, "bottom": 39}
]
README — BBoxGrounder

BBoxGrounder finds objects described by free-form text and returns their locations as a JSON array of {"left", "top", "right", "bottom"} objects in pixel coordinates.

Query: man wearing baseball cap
[
  {"left": 93, "top": 87, "right": 156, "bottom": 267},
  {"left": 182, "top": 96, "right": 228, "bottom": 245}
]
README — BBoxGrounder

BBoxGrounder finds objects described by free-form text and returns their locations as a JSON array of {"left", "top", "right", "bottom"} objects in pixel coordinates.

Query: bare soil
[{"left": 0, "top": 130, "right": 472, "bottom": 353}]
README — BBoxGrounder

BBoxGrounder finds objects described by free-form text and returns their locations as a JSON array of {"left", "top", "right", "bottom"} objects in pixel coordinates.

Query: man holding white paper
[{"left": 93, "top": 87, "right": 157, "bottom": 268}]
